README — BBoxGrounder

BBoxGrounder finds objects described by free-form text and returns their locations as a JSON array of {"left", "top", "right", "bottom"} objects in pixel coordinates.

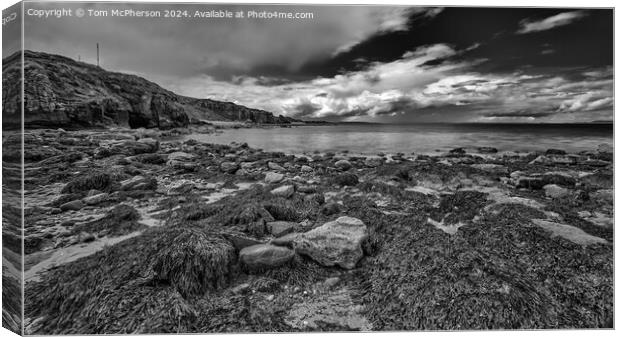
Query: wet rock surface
[{"left": 15, "top": 128, "right": 613, "bottom": 333}]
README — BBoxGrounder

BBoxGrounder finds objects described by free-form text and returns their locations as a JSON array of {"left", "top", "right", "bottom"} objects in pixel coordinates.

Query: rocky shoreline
[{"left": 5, "top": 127, "right": 613, "bottom": 332}]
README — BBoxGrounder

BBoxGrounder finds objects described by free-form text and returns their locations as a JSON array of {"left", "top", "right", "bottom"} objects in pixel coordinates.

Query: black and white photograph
[{"left": 1, "top": 0, "right": 615, "bottom": 334}]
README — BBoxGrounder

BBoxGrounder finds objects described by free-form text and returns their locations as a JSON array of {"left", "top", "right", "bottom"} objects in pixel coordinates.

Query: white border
[{"left": 0, "top": 1, "right": 616, "bottom": 337}]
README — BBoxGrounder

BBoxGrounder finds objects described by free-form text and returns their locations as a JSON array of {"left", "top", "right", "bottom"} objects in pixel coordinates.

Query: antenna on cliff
[{"left": 96, "top": 43, "right": 100, "bottom": 67}]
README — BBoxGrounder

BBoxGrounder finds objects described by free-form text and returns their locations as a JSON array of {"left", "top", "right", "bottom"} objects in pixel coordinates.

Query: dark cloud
[
  {"left": 289, "top": 101, "right": 322, "bottom": 117},
  {"left": 480, "top": 109, "right": 557, "bottom": 118}
]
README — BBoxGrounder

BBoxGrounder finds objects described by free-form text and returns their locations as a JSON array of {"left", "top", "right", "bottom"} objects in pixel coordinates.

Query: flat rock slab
[
  {"left": 405, "top": 186, "right": 440, "bottom": 196},
  {"left": 294, "top": 216, "right": 367, "bottom": 269},
  {"left": 82, "top": 193, "right": 108, "bottom": 205},
  {"left": 532, "top": 219, "right": 608, "bottom": 246},
  {"left": 239, "top": 244, "right": 295, "bottom": 269},
  {"left": 427, "top": 217, "right": 467, "bottom": 235},
  {"left": 285, "top": 288, "right": 372, "bottom": 331}
]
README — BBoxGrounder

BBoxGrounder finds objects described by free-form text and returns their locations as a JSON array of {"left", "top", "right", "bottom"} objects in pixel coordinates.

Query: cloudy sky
[{"left": 21, "top": 3, "right": 613, "bottom": 123}]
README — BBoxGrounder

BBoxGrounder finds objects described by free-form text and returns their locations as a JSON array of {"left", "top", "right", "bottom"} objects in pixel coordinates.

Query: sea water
[{"left": 186, "top": 123, "right": 613, "bottom": 155}]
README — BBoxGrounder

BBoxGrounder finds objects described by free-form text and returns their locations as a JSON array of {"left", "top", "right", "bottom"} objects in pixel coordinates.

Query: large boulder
[
  {"left": 239, "top": 244, "right": 296, "bottom": 269},
  {"left": 293, "top": 216, "right": 367, "bottom": 269}
]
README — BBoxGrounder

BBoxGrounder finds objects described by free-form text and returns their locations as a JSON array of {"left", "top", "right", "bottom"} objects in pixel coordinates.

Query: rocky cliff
[{"left": 2, "top": 51, "right": 296, "bottom": 129}]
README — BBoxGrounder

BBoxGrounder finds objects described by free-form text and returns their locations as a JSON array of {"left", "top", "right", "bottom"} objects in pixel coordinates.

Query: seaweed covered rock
[
  {"left": 321, "top": 202, "right": 341, "bottom": 216},
  {"left": 61, "top": 172, "right": 113, "bottom": 194},
  {"left": 239, "top": 244, "right": 295, "bottom": 270},
  {"left": 545, "top": 149, "right": 566, "bottom": 155},
  {"left": 515, "top": 177, "right": 545, "bottom": 190},
  {"left": 449, "top": 147, "right": 466, "bottom": 155},
  {"left": 580, "top": 172, "right": 613, "bottom": 189},
  {"left": 72, "top": 204, "right": 143, "bottom": 237},
  {"left": 101, "top": 138, "right": 159, "bottom": 157},
  {"left": 151, "top": 228, "right": 236, "bottom": 296},
  {"left": 133, "top": 153, "right": 166, "bottom": 164},
  {"left": 589, "top": 189, "right": 613, "bottom": 204},
  {"left": 294, "top": 216, "right": 367, "bottom": 269},
  {"left": 332, "top": 173, "right": 359, "bottom": 187},
  {"left": 541, "top": 172, "right": 576, "bottom": 187},
  {"left": 334, "top": 160, "right": 352, "bottom": 171}
]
